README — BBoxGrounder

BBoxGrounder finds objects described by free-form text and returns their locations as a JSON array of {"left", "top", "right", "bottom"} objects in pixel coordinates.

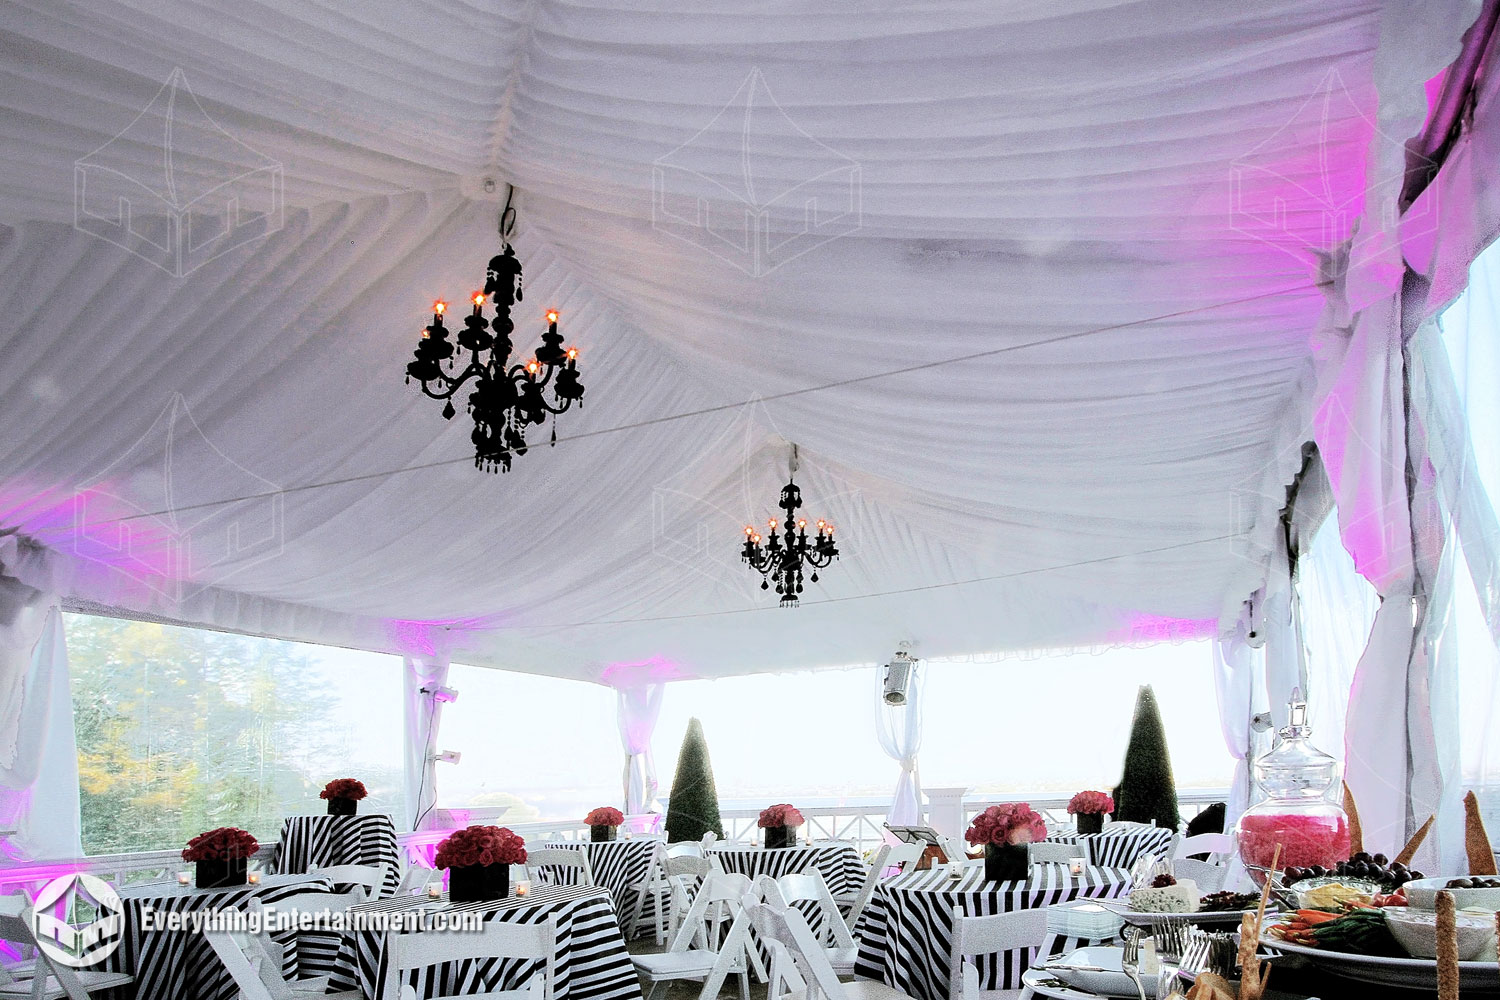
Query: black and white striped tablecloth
[
  {"left": 709, "top": 843, "right": 866, "bottom": 895},
  {"left": 536, "top": 840, "right": 661, "bottom": 938},
  {"left": 270, "top": 813, "right": 402, "bottom": 895},
  {"left": 104, "top": 874, "right": 335, "bottom": 1000},
  {"left": 328, "top": 883, "right": 641, "bottom": 1000},
  {"left": 853, "top": 863, "right": 1130, "bottom": 1000},
  {"left": 1045, "top": 822, "right": 1173, "bottom": 870}
]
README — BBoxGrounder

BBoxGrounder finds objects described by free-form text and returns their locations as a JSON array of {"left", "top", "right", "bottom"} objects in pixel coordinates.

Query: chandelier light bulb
[
  {"left": 745, "top": 525, "right": 755, "bottom": 536},
  {"left": 432, "top": 300, "right": 446, "bottom": 315},
  {"left": 546, "top": 309, "right": 560, "bottom": 323},
  {"left": 566, "top": 346, "right": 578, "bottom": 361},
  {"left": 526, "top": 359, "right": 540, "bottom": 375},
  {"left": 472, "top": 292, "right": 486, "bottom": 306},
  {"left": 768, "top": 518, "right": 778, "bottom": 529},
  {"left": 797, "top": 519, "right": 807, "bottom": 529}
]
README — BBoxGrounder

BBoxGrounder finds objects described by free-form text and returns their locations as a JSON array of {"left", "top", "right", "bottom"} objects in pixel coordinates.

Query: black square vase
[
  {"left": 327, "top": 797, "right": 358, "bottom": 816},
  {"left": 448, "top": 863, "right": 509, "bottom": 902},
  {"left": 590, "top": 824, "right": 617, "bottom": 842},
  {"left": 195, "top": 857, "right": 248, "bottom": 889},
  {"left": 984, "top": 843, "right": 1029, "bottom": 882}
]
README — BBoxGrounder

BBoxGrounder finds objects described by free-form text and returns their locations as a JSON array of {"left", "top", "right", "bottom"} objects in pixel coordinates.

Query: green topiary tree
[
  {"left": 664, "top": 717, "right": 725, "bottom": 843},
  {"left": 1113, "top": 685, "right": 1180, "bottom": 832}
]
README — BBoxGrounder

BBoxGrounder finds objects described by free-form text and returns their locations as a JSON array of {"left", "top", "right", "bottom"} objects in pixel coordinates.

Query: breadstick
[
  {"left": 1435, "top": 890, "right": 1458, "bottom": 1000},
  {"left": 1343, "top": 781, "right": 1363, "bottom": 856},
  {"left": 1465, "top": 790, "right": 1498, "bottom": 875},
  {"left": 1394, "top": 814, "right": 1435, "bottom": 867}
]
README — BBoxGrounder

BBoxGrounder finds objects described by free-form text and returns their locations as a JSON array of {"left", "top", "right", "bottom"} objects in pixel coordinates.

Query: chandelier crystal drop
[
  {"left": 739, "top": 457, "right": 839, "bottom": 607},
  {"left": 405, "top": 242, "right": 584, "bottom": 473}
]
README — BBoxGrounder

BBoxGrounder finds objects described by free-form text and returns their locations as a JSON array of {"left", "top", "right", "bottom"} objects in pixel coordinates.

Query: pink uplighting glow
[{"left": 599, "top": 656, "right": 696, "bottom": 687}]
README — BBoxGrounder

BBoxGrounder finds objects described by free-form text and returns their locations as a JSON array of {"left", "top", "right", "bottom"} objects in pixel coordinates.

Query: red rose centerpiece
[
  {"left": 1067, "top": 790, "right": 1115, "bottom": 835},
  {"left": 320, "top": 777, "right": 368, "bottom": 816},
  {"left": 435, "top": 825, "right": 527, "bottom": 902},
  {"left": 182, "top": 827, "right": 260, "bottom": 889},
  {"left": 758, "top": 803, "right": 806, "bottom": 849},
  {"left": 585, "top": 806, "right": 625, "bottom": 842},
  {"left": 966, "top": 803, "right": 1048, "bottom": 882}
]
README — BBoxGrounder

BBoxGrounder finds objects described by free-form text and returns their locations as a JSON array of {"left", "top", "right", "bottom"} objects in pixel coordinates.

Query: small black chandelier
[
  {"left": 739, "top": 447, "right": 839, "bottom": 607},
  {"left": 405, "top": 204, "right": 584, "bottom": 473}
]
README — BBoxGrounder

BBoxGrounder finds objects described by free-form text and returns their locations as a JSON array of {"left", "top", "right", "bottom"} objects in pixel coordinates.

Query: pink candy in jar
[{"left": 1238, "top": 812, "right": 1350, "bottom": 873}]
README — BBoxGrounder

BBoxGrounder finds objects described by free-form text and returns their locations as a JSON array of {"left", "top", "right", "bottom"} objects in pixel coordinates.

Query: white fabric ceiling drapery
[
  {"left": 876, "top": 663, "right": 924, "bottom": 826},
  {"left": 616, "top": 681, "right": 665, "bottom": 817},
  {"left": 403, "top": 654, "right": 451, "bottom": 833},
  {"left": 0, "top": 2, "right": 1484, "bottom": 683}
]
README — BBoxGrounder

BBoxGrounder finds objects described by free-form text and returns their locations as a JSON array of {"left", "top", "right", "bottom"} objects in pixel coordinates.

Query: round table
[
  {"left": 709, "top": 842, "right": 866, "bottom": 895},
  {"left": 1044, "top": 822, "right": 1173, "bottom": 870},
  {"left": 853, "top": 863, "right": 1130, "bottom": 1000},
  {"left": 534, "top": 839, "right": 661, "bottom": 937}
]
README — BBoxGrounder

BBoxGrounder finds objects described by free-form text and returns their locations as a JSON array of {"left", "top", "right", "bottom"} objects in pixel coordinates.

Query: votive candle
[
  {"left": 426, "top": 882, "right": 442, "bottom": 899},
  {"left": 246, "top": 871, "right": 261, "bottom": 885},
  {"left": 177, "top": 872, "right": 191, "bottom": 886},
  {"left": 515, "top": 881, "right": 531, "bottom": 897},
  {"left": 1069, "top": 858, "right": 1086, "bottom": 876}
]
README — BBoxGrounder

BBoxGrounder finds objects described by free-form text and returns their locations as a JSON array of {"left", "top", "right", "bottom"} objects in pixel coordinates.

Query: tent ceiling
[{"left": 0, "top": 0, "right": 1474, "bottom": 680}]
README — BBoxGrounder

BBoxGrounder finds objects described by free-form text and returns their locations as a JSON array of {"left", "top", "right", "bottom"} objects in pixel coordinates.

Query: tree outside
[
  {"left": 663, "top": 717, "right": 725, "bottom": 843},
  {"left": 66, "top": 614, "right": 403, "bottom": 854},
  {"left": 1113, "top": 684, "right": 1181, "bottom": 831}
]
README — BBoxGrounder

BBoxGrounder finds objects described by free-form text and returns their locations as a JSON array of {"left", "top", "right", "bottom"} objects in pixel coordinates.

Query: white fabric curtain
[
  {"left": 0, "top": 608, "right": 81, "bottom": 861},
  {"left": 617, "top": 682, "right": 665, "bottom": 817},
  {"left": 1212, "top": 617, "right": 1260, "bottom": 832},
  {"left": 876, "top": 663, "right": 924, "bottom": 825},
  {"left": 403, "top": 654, "right": 451, "bottom": 832}
]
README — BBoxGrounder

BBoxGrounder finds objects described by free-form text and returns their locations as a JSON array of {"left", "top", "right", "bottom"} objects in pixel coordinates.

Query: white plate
[
  {"left": 1262, "top": 932, "right": 1500, "bottom": 994},
  {"left": 1096, "top": 898, "right": 1273, "bottom": 927},
  {"left": 1021, "top": 970, "right": 1319, "bottom": 1000}
]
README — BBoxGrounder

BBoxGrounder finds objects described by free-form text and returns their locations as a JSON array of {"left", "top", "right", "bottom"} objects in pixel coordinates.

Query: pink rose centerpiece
[
  {"left": 966, "top": 803, "right": 1048, "bottom": 882},
  {"left": 585, "top": 806, "right": 625, "bottom": 842},
  {"left": 182, "top": 827, "right": 260, "bottom": 888},
  {"left": 1067, "top": 790, "right": 1115, "bottom": 834},
  {"left": 320, "top": 777, "right": 368, "bottom": 816},
  {"left": 758, "top": 803, "right": 806, "bottom": 849},
  {"left": 435, "top": 825, "right": 528, "bottom": 901}
]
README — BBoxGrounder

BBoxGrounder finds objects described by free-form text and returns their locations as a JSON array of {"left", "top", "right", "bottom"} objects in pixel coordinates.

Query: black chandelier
[
  {"left": 405, "top": 215, "right": 584, "bottom": 473},
  {"left": 739, "top": 449, "right": 839, "bottom": 607}
]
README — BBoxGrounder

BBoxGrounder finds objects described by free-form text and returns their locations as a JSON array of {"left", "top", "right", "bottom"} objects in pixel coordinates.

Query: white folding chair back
[
  {"left": 1025, "top": 842, "right": 1073, "bottom": 865},
  {"left": 204, "top": 929, "right": 290, "bottom": 1000},
  {"left": 625, "top": 842, "right": 669, "bottom": 942},
  {"left": 384, "top": 915, "right": 555, "bottom": 1000},
  {"left": 835, "top": 843, "right": 889, "bottom": 927},
  {"left": 947, "top": 904, "right": 1047, "bottom": 1000},
  {"left": 525, "top": 847, "right": 594, "bottom": 887},
  {"left": 773, "top": 873, "right": 856, "bottom": 949},
  {"left": 742, "top": 901, "right": 869, "bottom": 1000},
  {"left": 310, "top": 864, "right": 386, "bottom": 900},
  {"left": 396, "top": 865, "right": 436, "bottom": 895},
  {"left": 1170, "top": 858, "right": 1228, "bottom": 892},
  {"left": 882, "top": 842, "right": 925, "bottom": 872},
  {"left": 0, "top": 899, "right": 135, "bottom": 1000},
  {"left": 1171, "top": 833, "right": 1233, "bottom": 860},
  {"left": 632, "top": 873, "right": 759, "bottom": 1000}
]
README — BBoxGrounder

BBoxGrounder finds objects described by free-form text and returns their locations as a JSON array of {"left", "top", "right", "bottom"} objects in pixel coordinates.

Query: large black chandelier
[
  {"left": 739, "top": 447, "right": 839, "bottom": 607},
  {"left": 405, "top": 206, "right": 584, "bottom": 473}
]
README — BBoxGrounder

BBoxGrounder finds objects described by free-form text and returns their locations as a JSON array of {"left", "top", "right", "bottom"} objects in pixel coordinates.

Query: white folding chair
[
  {"left": 947, "top": 905, "right": 1047, "bottom": 1000},
  {"left": 625, "top": 842, "right": 668, "bottom": 942},
  {"left": 382, "top": 915, "right": 556, "bottom": 1000},
  {"left": 1170, "top": 858, "right": 1228, "bottom": 892},
  {"left": 396, "top": 865, "right": 436, "bottom": 895},
  {"left": 881, "top": 843, "right": 925, "bottom": 873},
  {"left": 833, "top": 844, "right": 889, "bottom": 927},
  {"left": 700, "top": 832, "right": 718, "bottom": 850},
  {"left": 1025, "top": 843, "right": 1073, "bottom": 865},
  {"left": 311, "top": 864, "right": 387, "bottom": 901},
  {"left": 205, "top": 927, "right": 362, "bottom": 1000},
  {"left": 525, "top": 847, "right": 593, "bottom": 887},
  {"left": 1170, "top": 833, "right": 1233, "bottom": 861},
  {"left": 772, "top": 873, "right": 859, "bottom": 975},
  {"left": 631, "top": 872, "right": 759, "bottom": 1000},
  {"left": 746, "top": 899, "right": 914, "bottom": 1000},
  {"left": 0, "top": 897, "right": 134, "bottom": 1000},
  {"left": 247, "top": 889, "right": 363, "bottom": 991},
  {"left": 663, "top": 855, "right": 714, "bottom": 943}
]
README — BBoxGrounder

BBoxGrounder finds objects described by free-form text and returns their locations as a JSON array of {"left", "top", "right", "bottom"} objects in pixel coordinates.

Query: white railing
[{"left": 0, "top": 790, "right": 1228, "bottom": 900}]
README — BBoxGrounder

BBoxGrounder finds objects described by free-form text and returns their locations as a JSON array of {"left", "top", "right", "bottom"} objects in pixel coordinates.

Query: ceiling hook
[{"left": 499, "top": 184, "right": 517, "bottom": 242}]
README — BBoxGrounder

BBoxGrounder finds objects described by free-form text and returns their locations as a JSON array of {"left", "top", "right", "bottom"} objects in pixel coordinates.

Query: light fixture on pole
[
  {"left": 739, "top": 445, "right": 839, "bottom": 607},
  {"left": 883, "top": 647, "right": 917, "bottom": 706}
]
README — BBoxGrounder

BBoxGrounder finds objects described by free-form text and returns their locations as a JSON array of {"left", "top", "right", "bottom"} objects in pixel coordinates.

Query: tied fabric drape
[
  {"left": 403, "top": 654, "right": 450, "bottom": 832},
  {"left": 876, "top": 663, "right": 924, "bottom": 825},
  {"left": 617, "top": 682, "right": 664, "bottom": 817},
  {"left": 0, "top": 607, "right": 81, "bottom": 861}
]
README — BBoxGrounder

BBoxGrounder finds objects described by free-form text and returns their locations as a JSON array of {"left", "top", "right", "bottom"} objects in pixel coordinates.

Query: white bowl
[
  {"left": 1403, "top": 875, "right": 1500, "bottom": 912},
  {"left": 1383, "top": 906, "right": 1497, "bottom": 961},
  {"left": 1044, "top": 947, "right": 1158, "bottom": 998}
]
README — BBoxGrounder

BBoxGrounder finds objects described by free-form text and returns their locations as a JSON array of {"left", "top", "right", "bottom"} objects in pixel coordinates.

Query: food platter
[
  {"left": 1261, "top": 933, "right": 1500, "bottom": 994},
  {"left": 1095, "top": 898, "right": 1274, "bottom": 927}
]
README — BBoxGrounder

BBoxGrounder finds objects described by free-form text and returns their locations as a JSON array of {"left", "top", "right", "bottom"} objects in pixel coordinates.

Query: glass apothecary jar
[{"left": 1235, "top": 688, "right": 1349, "bottom": 884}]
